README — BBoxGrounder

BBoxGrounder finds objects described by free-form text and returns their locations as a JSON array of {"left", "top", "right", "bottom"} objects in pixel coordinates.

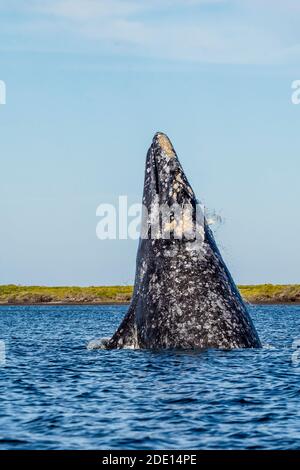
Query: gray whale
[{"left": 106, "top": 132, "right": 261, "bottom": 350}]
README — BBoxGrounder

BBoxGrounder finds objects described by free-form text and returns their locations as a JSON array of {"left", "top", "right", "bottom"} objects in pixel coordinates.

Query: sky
[{"left": 0, "top": 0, "right": 300, "bottom": 286}]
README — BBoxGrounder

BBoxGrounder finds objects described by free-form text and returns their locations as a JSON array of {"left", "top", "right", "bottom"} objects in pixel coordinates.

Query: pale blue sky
[{"left": 0, "top": 0, "right": 300, "bottom": 286}]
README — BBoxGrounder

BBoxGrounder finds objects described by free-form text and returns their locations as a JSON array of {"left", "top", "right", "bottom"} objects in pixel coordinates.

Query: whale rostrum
[{"left": 105, "top": 132, "right": 261, "bottom": 350}]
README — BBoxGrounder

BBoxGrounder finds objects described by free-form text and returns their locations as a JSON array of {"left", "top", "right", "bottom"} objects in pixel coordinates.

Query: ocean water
[{"left": 0, "top": 304, "right": 300, "bottom": 450}]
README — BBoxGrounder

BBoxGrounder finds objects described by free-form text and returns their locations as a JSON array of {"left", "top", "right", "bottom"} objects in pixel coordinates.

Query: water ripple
[{"left": 0, "top": 304, "right": 300, "bottom": 449}]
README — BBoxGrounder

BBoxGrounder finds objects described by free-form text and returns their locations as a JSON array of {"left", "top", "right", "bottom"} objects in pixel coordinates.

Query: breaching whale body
[{"left": 105, "top": 132, "right": 261, "bottom": 350}]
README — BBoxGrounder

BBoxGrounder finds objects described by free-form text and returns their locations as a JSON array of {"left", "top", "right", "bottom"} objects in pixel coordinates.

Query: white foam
[
  {"left": 262, "top": 343, "right": 276, "bottom": 349},
  {"left": 86, "top": 337, "right": 111, "bottom": 350}
]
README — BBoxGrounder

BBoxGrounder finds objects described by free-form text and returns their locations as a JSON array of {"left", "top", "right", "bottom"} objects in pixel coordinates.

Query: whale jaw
[{"left": 106, "top": 133, "right": 261, "bottom": 350}]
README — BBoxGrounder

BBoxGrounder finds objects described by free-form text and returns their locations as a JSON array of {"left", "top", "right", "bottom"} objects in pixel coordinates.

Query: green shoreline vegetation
[{"left": 0, "top": 284, "right": 300, "bottom": 305}]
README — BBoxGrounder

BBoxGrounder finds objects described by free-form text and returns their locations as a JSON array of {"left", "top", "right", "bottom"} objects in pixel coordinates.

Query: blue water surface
[{"left": 0, "top": 304, "right": 300, "bottom": 450}]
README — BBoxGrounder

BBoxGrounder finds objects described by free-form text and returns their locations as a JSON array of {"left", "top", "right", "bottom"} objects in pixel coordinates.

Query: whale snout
[
  {"left": 153, "top": 132, "right": 176, "bottom": 159},
  {"left": 149, "top": 132, "right": 195, "bottom": 204}
]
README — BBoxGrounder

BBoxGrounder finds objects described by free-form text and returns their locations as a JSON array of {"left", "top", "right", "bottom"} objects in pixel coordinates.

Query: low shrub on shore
[{"left": 0, "top": 284, "right": 299, "bottom": 305}]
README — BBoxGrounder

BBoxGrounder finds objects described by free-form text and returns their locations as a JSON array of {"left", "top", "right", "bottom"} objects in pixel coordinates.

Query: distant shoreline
[
  {"left": 0, "top": 301, "right": 300, "bottom": 307},
  {"left": 1, "top": 284, "right": 300, "bottom": 306},
  {"left": 0, "top": 302, "right": 131, "bottom": 307}
]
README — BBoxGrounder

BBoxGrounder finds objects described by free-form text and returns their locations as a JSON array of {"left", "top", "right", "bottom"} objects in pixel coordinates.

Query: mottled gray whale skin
[{"left": 106, "top": 132, "right": 261, "bottom": 350}]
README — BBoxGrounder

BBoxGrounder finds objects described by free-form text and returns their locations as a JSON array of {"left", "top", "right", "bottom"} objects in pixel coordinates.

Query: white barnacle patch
[
  {"left": 150, "top": 194, "right": 161, "bottom": 239},
  {"left": 175, "top": 174, "right": 183, "bottom": 184},
  {"left": 161, "top": 204, "right": 195, "bottom": 240},
  {"left": 139, "top": 259, "right": 148, "bottom": 282},
  {"left": 175, "top": 305, "right": 183, "bottom": 317},
  {"left": 186, "top": 238, "right": 205, "bottom": 255},
  {"left": 163, "top": 219, "right": 177, "bottom": 233},
  {"left": 215, "top": 299, "right": 225, "bottom": 311}
]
